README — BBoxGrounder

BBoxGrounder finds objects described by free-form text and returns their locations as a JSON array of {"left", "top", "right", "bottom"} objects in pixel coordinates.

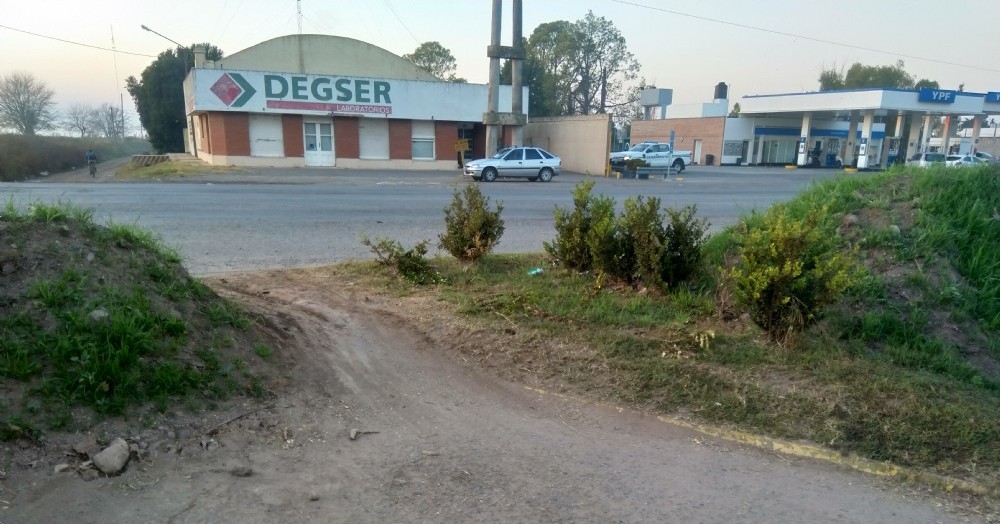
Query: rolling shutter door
[
  {"left": 248, "top": 114, "right": 284, "bottom": 157},
  {"left": 359, "top": 119, "right": 389, "bottom": 159}
]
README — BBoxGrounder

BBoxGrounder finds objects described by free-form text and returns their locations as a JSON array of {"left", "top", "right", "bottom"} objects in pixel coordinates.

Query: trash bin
[{"left": 705, "top": 154, "right": 714, "bottom": 166}]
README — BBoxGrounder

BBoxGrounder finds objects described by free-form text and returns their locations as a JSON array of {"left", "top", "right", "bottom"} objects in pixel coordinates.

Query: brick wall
[
  {"left": 207, "top": 112, "right": 251, "bottom": 156},
  {"left": 435, "top": 121, "right": 458, "bottom": 162},
  {"left": 334, "top": 117, "right": 360, "bottom": 158},
  {"left": 631, "top": 117, "right": 725, "bottom": 166},
  {"left": 388, "top": 120, "right": 411, "bottom": 160},
  {"left": 281, "top": 115, "right": 304, "bottom": 157}
]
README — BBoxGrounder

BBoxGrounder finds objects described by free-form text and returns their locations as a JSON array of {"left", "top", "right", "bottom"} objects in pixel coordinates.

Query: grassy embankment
[
  {"left": 341, "top": 164, "right": 1000, "bottom": 494},
  {"left": 0, "top": 200, "right": 273, "bottom": 438}
]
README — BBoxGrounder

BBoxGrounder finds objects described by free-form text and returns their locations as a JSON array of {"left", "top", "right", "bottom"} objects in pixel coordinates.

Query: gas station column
[
  {"left": 796, "top": 112, "right": 812, "bottom": 166},
  {"left": 842, "top": 111, "right": 859, "bottom": 167},
  {"left": 856, "top": 110, "right": 875, "bottom": 169},
  {"left": 940, "top": 116, "right": 953, "bottom": 154},
  {"left": 920, "top": 114, "right": 934, "bottom": 153},
  {"left": 906, "top": 113, "right": 923, "bottom": 158},
  {"left": 971, "top": 115, "right": 983, "bottom": 154}
]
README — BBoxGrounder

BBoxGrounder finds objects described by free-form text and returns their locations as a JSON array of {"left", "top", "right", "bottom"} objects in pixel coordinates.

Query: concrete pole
[
  {"left": 921, "top": 114, "right": 934, "bottom": 153},
  {"left": 843, "top": 111, "right": 859, "bottom": 167},
  {"left": 485, "top": 0, "right": 503, "bottom": 157},
  {"left": 796, "top": 112, "right": 812, "bottom": 166},
  {"left": 857, "top": 110, "right": 875, "bottom": 169},
  {"left": 906, "top": 113, "right": 922, "bottom": 161},
  {"left": 971, "top": 115, "right": 983, "bottom": 154},
  {"left": 511, "top": 0, "right": 524, "bottom": 147},
  {"left": 940, "top": 116, "right": 953, "bottom": 154}
]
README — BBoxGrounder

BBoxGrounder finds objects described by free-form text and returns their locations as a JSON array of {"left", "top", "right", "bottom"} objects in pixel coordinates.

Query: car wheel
[
  {"left": 673, "top": 159, "right": 684, "bottom": 172},
  {"left": 482, "top": 167, "right": 497, "bottom": 182},
  {"left": 538, "top": 168, "right": 554, "bottom": 182}
]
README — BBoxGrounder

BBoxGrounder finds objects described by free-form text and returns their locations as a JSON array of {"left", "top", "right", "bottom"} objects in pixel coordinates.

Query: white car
[
  {"left": 464, "top": 147, "right": 561, "bottom": 182},
  {"left": 907, "top": 152, "right": 946, "bottom": 167},
  {"left": 945, "top": 154, "right": 982, "bottom": 167},
  {"left": 974, "top": 151, "right": 997, "bottom": 164}
]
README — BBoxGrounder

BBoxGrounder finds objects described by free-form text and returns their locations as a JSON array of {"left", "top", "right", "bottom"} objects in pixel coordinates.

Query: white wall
[{"left": 524, "top": 114, "right": 611, "bottom": 175}]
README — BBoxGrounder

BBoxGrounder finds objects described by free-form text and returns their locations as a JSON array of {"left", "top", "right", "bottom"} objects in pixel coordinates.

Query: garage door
[
  {"left": 359, "top": 119, "right": 389, "bottom": 159},
  {"left": 249, "top": 114, "right": 284, "bottom": 157}
]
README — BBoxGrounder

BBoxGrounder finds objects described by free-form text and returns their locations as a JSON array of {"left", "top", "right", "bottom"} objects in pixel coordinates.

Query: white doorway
[
  {"left": 304, "top": 120, "right": 335, "bottom": 166},
  {"left": 693, "top": 139, "right": 703, "bottom": 165}
]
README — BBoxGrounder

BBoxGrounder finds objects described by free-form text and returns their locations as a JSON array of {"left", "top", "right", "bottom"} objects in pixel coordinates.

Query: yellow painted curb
[
  {"left": 843, "top": 167, "right": 858, "bottom": 173},
  {"left": 523, "top": 386, "right": 988, "bottom": 496},
  {"left": 785, "top": 165, "right": 798, "bottom": 169}
]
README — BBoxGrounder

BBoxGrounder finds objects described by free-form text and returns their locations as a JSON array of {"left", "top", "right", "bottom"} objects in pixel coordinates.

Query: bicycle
[{"left": 88, "top": 160, "right": 97, "bottom": 178}]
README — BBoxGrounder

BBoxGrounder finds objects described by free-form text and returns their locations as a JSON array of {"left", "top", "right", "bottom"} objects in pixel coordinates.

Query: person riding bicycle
[{"left": 86, "top": 149, "right": 97, "bottom": 177}]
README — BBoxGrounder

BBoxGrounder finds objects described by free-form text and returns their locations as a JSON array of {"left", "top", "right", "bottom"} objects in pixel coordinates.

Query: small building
[{"left": 183, "top": 35, "right": 527, "bottom": 169}]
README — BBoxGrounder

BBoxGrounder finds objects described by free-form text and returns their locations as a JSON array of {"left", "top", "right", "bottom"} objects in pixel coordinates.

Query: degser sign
[
  {"left": 203, "top": 70, "right": 394, "bottom": 115},
  {"left": 264, "top": 75, "right": 393, "bottom": 115}
]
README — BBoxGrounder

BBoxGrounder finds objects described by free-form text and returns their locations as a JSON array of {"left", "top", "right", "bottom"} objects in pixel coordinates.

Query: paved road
[{"left": 3, "top": 166, "right": 840, "bottom": 275}]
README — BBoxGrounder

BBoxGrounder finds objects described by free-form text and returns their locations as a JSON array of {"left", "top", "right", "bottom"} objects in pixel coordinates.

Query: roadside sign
[{"left": 455, "top": 139, "right": 469, "bottom": 152}]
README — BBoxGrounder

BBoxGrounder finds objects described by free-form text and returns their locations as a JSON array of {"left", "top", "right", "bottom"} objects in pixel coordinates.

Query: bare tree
[
  {"left": 90, "top": 103, "right": 129, "bottom": 140},
  {"left": 62, "top": 103, "right": 95, "bottom": 137},
  {"left": 0, "top": 72, "right": 57, "bottom": 135}
]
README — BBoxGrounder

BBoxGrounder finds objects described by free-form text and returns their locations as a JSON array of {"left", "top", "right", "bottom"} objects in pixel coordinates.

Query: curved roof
[{"left": 214, "top": 34, "right": 439, "bottom": 81}]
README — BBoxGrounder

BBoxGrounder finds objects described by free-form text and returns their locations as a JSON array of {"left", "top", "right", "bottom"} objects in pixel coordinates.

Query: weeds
[{"left": 439, "top": 184, "right": 505, "bottom": 263}]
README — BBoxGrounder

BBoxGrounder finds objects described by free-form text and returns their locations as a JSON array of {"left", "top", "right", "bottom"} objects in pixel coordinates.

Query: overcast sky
[{"left": 3, "top": 0, "right": 1000, "bottom": 124}]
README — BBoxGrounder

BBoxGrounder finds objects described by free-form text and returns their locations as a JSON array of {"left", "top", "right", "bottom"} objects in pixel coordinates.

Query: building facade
[{"left": 183, "top": 35, "right": 527, "bottom": 169}]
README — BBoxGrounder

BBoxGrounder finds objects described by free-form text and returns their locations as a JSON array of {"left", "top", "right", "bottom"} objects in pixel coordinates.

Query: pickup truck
[{"left": 610, "top": 141, "right": 693, "bottom": 172}]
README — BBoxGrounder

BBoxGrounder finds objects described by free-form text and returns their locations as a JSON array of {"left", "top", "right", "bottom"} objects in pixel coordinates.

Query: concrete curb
[{"left": 524, "top": 385, "right": 989, "bottom": 497}]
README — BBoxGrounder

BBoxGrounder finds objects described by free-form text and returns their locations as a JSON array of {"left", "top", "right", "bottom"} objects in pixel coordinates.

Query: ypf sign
[{"left": 918, "top": 88, "right": 957, "bottom": 104}]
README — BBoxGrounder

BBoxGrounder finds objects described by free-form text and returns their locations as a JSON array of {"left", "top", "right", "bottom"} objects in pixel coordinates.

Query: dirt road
[{"left": 3, "top": 268, "right": 983, "bottom": 523}]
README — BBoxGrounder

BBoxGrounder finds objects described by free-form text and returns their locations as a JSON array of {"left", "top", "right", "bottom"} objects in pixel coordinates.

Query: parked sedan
[
  {"left": 945, "top": 154, "right": 983, "bottom": 167},
  {"left": 464, "top": 147, "right": 561, "bottom": 182}
]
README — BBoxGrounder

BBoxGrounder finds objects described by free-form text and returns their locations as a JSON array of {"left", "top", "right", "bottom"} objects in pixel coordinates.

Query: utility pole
[{"left": 483, "top": 0, "right": 526, "bottom": 157}]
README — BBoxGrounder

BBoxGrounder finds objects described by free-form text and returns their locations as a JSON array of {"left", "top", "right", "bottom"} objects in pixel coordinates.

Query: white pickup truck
[{"left": 610, "top": 141, "right": 693, "bottom": 172}]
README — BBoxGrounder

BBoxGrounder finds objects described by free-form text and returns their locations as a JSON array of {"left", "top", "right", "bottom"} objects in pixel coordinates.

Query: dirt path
[{"left": 1, "top": 269, "right": 987, "bottom": 523}]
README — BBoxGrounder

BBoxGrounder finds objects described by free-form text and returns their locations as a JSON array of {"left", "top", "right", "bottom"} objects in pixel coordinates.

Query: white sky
[{"left": 3, "top": 0, "right": 1000, "bottom": 125}]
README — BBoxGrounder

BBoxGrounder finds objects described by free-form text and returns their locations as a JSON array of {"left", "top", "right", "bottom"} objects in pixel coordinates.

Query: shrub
[
  {"left": 439, "top": 184, "right": 504, "bottom": 263},
  {"left": 547, "top": 184, "right": 709, "bottom": 290},
  {"left": 661, "top": 205, "right": 709, "bottom": 287},
  {"left": 361, "top": 235, "right": 438, "bottom": 284},
  {"left": 617, "top": 196, "right": 666, "bottom": 284},
  {"left": 726, "top": 205, "right": 859, "bottom": 341},
  {"left": 545, "top": 181, "right": 615, "bottom": 271}
]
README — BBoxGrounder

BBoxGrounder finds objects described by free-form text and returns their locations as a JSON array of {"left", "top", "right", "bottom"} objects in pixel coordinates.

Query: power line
[
  {"left": 0, "top": 24, "right": 157, "bottom": 58},
  {"left": 382, "top": 0, "right": 420, "bottom": 46},
  {"left": 609, "top": 0, "right": 1000, "bottom": 74}
]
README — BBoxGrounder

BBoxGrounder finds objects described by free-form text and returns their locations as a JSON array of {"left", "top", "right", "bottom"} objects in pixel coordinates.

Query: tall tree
[
  {"left": 90, "top": 103, "right": 130, "bottom": 140},
  {"left": 0, "top": 72, "right": 57, "bottom": 135},
  {"left": 501, "top": 14, "right": 639, "bottom": 117},
  {"left": 62, "top": 103, "right": 94, "bottom": 137},
  {"left": 403, "top": 41, "right": 465, "bottom": 82},
  {"left": 570, "top": 11, "right": 639, "bottom": 115},
  {"left": 127, "top": 44, "right": 222, "bottom": 152},
  {"left": 818, "top": 60, "right": 933, "bottom": 91}
]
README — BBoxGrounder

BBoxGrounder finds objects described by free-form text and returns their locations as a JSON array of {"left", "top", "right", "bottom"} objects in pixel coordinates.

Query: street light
[{"left": 140, "top": 24, "right": 184, "bottom": 49}]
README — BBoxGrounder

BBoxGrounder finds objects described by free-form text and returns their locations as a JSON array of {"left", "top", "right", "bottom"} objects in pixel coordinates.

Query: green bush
[
  {"left": 439, "top": 184, "right": 504, "bottom": 263},
  {"left": 544, "top": 181, "right": 615, "bottom": 271},
  {"left": 547, "top": 183, "right": 708, "bottom": 290},
  {"left": 726, "top": 205, "right": 859, "bottom": 341},
  {"left": 661, "top": 206, "right": 709, "bottom": 287},
  {"left": 361, "top": 235, "right": 439, "bottom": 284},
  {"left": 625, "top": 158, "right": 648, "bottom": 171}
]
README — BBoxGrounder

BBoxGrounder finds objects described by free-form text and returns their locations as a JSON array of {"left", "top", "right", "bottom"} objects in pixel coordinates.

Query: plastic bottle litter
[{"left": 528, "top": 267, "right": 544, "bottom": 276}]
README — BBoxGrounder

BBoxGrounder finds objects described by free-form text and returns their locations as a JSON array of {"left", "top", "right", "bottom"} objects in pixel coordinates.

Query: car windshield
[
  {"left": 926, "top": 154, "right": 945, "bottom": 162},
  {"left": 629, "top": 143, "right": 649, "bottom": 152},
  {"left": 491, "top": 148, "right": 512, "bottom": 159}
]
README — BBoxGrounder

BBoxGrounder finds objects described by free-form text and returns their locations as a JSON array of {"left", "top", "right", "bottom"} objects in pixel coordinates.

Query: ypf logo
[{"left": 210, "top": 73, "right": 256, "bottom": 107}]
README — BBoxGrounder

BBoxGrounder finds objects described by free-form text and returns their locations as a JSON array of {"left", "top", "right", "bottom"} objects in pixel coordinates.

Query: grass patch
[
  {"left": 115, "top": 157, "right": 240, "bottom": 180},
  {"left": 1, "top": 200, "right": 271, "bottom": 433}
]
